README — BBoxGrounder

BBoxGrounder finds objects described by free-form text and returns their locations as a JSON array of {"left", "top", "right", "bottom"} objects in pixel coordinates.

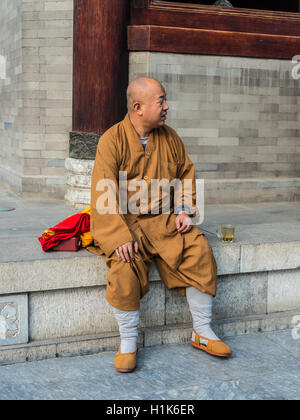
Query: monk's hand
[
  {"left": 176, "top": 211, "right": 192, "bottom": 234},
  {"left": 116, "top": 241, "right": 139, "bottom": 263}
]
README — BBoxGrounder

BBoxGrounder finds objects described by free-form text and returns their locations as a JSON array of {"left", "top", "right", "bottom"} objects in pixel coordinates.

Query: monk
[{"left": 90, "top": 77, "right": 232, "bottom": 373}]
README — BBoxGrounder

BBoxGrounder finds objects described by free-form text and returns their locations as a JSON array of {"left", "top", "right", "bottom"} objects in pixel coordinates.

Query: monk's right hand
[{"left": 116, "top": 241, "right": 139, "bottom": 263}]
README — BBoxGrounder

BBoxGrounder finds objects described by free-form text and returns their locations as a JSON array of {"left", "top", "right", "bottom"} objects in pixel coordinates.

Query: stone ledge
[{"left": 0, "top": 236, "right": 299, "bottom": 295}]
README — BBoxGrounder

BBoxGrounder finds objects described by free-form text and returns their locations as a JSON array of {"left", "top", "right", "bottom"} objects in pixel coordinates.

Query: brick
[
  {"left": 41, "top": 150, "right": 67, "bottom": 159},
  {"left": 177, "top": 128, "right": 219, "bottom": 137},
  {"left": 258, "top": 146, "right": 295, "bottom": 154},
  {"left": 45, "top": 125, "right": 70, "bottom": 133},
  {"left": 41, "top": 167, "right": 66, "bottom": 176},
  {"left": 44, "top": 133, "right": 68, "bottom": 142},
  {"left": 23, "top": 167, "right": 41, "bottom": 176},
  {"left": 46, "top": 159, "right": 65, "bottom": 167},
  {"left": 45, "top": 1, "right": 73, "bottom": 11},
  {"left": 45, "top": 108, "right": 72, "bottom": 117},
  {"left": 45, "top": 142, "right": 68, "bottom": 151},
  {"left": 220, "top": 112, "right": 259, "bottom": 121},
  {"left": 40, "top": 64, "right": 72, "bottom": 74},
  {"left": 46, "top": 90, "right": 72, "bottom": 100},
  {"left": 277, "top": 138, "right": 300, "bottom": 146},
  {"left": 258, "top": 163, "right": 295, "bottom": 171},
  {"left": 23, "top": 150, "right": 41, "bottom": 158},
  {"left": 278, "top": 121, "right": 300, "bottom": 129},
  {"left": 24, "top": 158, "right": 45, "bottom": 168}
]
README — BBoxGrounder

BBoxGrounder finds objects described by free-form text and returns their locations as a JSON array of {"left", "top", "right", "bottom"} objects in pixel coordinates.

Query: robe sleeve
[
  {"left": 172, "top": 130, "right": 199, "bottom": 220},
  {"left": 90, "top": 131, "right": 133, "bottom": 256}
]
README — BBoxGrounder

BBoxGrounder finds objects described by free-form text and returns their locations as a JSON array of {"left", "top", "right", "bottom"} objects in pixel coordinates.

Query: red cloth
[{"left": 38, "top": 212, "right": 90, "bottom": 252}]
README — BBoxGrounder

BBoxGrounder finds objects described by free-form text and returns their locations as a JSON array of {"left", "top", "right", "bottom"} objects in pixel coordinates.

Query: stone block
[
  {"left": 67, "top": 174, "right": 91, "bottom": 188},
  {"left": 29, "top": 286, "right": 118, "bottom": 341},
  {"left": 267, "top": 269, "right": 300, "bottom": 313},
  {"left": 28, "top": 279, "right": 166, "bottom": 341},
  {"left": 64, "top": 187, "right": 91, "bottom": 205},
  {"left": 140, "top": 282, "right": 166, "bottom": 328},
  {"left": 0, "top": 294, "right": 28, "bottom": 347},
  {"left": 213, "top": 244, "right": 241, "bottom": 275},
  {"left": 69, "top": 132, "right": 101, "bottom": 160},
  {"left": 0, "top": 252, "right": 108, "bottom": 295},
  {"left": 213, "top": 272, "right": 268, "bottom": 320},
  {"left": 165, "top": 288, "right": 192, "bottom": 325},
  {"left": 65, "top": 157, "right": 94, "bottom": 176},
  {"left": 240, "top": 242, "right": 300, "bottom": 273}
]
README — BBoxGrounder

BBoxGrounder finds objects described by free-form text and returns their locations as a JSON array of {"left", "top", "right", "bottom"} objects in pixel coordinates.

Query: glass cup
[{"left": 221, "top": 225, "right": 235, "bottom": 243}]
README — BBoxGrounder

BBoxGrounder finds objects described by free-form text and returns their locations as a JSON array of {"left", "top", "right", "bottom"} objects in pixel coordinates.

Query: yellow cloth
[{"left": 79, "top": 206, "right": 93, "bottom": 247}]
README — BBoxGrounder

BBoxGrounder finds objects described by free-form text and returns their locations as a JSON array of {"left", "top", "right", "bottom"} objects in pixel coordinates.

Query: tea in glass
[{"left": 221, "top": 225, "right": 235, "bottom": 242}]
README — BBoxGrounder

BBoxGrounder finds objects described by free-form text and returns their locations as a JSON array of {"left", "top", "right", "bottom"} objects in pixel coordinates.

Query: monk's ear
[{"left": 133, "top": 101, "right": 143, "bottom": 115}]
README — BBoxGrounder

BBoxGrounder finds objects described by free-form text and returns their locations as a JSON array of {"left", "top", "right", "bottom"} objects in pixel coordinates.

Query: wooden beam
[
  {"left": 73, "top": 0, "right": 130, "bottom": 133},
  {"left": 131, "top": 1, "right": 300, "bottom": 37},
  {"left": 131, "top": 0, "right": 151, "bottom": 8},
  {"left": 128, "top": 24, "right": 300, "bottom": 59}
]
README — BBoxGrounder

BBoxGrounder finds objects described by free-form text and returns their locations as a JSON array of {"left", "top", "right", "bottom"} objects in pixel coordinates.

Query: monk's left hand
[{"left": 176, "top": 211, "right": 192, "bottom": 234}]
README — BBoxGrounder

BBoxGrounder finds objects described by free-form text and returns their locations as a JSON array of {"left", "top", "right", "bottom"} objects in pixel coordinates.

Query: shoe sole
[
  {"left": 191, "top": 340, "right": 232, "bottom": 358},
  {"left": 115, "top": 367, "right": 136, "bottom": 373}
]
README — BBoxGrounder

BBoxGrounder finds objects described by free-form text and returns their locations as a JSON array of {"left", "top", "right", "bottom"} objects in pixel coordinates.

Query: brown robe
[{"left": 89, "top": 114, "right": 217, "bottom": 310}]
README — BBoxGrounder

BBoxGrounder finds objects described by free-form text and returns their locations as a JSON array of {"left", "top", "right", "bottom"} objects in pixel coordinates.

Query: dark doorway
[{"left": 161, "top": 0, "right": 300, "bottom": 13}]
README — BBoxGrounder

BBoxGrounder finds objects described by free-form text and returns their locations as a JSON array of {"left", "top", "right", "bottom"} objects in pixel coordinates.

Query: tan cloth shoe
[
  {"left": 191, "top": 330, "right": 232, "bottom": 358},
  {"left": 114, "top": 346, "right": 138, "bottom": 373}
]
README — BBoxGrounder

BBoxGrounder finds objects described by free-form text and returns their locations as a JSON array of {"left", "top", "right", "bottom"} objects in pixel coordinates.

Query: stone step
[
  {"left": 0, "top": 229, "right": 299, "bottom": 363},
  {"left": 64, "top": 157, "right": 300, "bottom": 205},
  {"left": 0, "top": 310, "right": 298, "bottom": 366},
  {"left": 0, "top": 192, "right": 299, "bottom": 364}
]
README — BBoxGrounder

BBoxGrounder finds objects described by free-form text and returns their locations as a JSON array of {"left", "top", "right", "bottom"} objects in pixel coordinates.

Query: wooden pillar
[{"left": 73, "top": 0, "right": 130, "bottom": 133}]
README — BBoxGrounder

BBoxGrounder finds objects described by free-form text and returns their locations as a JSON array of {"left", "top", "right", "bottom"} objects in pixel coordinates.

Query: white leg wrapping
[
  {"left": 112, "top": 307, "right": 140, "bottom": 354},
  {"left": 186, "top": 287, "right": 220, "bottom": 341}
]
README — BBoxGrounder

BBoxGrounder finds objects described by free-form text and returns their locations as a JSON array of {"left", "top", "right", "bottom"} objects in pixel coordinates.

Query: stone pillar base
[{"left": 65, "top": 132, "right": 101, "bottom": 207}]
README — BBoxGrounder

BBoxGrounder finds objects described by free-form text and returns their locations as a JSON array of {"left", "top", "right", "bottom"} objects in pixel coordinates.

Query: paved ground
[{"left": 0, "top": 329, "right": 300, "bottom": 400}]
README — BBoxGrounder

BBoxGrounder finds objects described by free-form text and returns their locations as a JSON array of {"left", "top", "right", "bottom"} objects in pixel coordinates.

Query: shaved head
[
  {"left": 127, "top": 77, "right": 165, "bottom": 112},
  {"left": 126, "top": 77, "right": 169, "bottom": 137}
]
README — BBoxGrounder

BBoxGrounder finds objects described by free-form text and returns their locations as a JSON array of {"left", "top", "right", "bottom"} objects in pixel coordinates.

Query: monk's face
[{"left": 140, "top": 82, "right": 169, "bottom": 130}]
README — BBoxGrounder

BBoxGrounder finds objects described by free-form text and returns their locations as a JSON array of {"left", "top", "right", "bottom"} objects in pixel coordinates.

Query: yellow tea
[{"left": 221, "top": 225, "right": 235, "bottom": 242}]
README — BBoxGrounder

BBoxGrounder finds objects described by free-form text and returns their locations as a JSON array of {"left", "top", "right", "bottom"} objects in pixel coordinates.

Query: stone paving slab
[{"left": 0, "top": 330, "right": 300, "bottom": 400}]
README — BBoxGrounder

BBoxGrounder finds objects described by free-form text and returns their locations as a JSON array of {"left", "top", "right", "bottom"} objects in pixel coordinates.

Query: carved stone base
[
  {"left": 0, "top": 294, "right": 28, "bottom": 346},
  {"left": 65, "top": 158, "right": 94, "bottom": 207}
]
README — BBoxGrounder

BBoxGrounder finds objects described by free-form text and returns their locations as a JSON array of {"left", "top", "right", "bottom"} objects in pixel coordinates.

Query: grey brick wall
[
  {"left": 1, "top": 15, "right": 299, "bottom": 203},
  {"left": 130, "top": 53, "right": 300, "bottom": 195},
  {"left": 0, "top": 0, "right": 23, "bottom": 193},
  {"left": 0, "top": 0, "right": 73, "bottom": 199}
]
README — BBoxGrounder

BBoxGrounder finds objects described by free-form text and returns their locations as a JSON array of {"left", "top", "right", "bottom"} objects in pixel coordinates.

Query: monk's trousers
[{"left": 105, "top": 224, "right": 218, "bottom": 311}]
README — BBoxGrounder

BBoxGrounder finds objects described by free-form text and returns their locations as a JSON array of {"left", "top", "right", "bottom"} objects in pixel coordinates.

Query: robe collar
[{"left": 122, "top": 113, "right": 156, "bottom": 152}]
